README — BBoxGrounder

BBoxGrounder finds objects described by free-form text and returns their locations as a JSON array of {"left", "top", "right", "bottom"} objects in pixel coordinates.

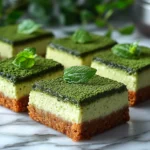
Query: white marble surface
[
  {"left": 0, "top": 26, "right": 150, "bottom": 150},
  {"left": 0, "top": 101, "right": 150, "bottom": 150}
]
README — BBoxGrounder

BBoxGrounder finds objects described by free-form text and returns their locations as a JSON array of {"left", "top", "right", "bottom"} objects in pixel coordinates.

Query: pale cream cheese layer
[
  {"left": 29, "top": 90, "right": 128, "bottom": 124},
  {"left": 0, "top": 38, "right": 50, "bottom": 59},
  {"left": 0, "top": 41, "right": 13, "bottom": 58},
  {"left": 46, "top": 46, "right": 100, "bottom": 68},
  {"left": 0, "top": 71, "right": 62, "bottom": 100},
  {"left": 91, "top": 61, "right": 150, "bottom": 91}
]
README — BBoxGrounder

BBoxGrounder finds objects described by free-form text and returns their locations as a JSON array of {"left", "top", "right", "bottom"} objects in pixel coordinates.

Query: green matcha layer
[
  {"left": 0, "top": 57, "right": 63, "bottom": 83},
  {"left": 0, "top": 25, "right": 53, "bottom": 45},
  {"left": 46, "top": 35, "right": 116, "bottom": 67},
  {"left": 91, "top": 46, "right": 150, "bottom": 91},
  {"left": 49, "top": 35, "right": 116, "bottom": 57},
  {"left": 0, "top": 57, "right": 63, "bottom": 100},
  {"left": 32, "top": 75, "right": 126, "bottom": 106},
  {"left": 93, "top": 46, "right": 150, "bottom": 74},
  {"left": 29, "top": 75, "right": 128, "bottom": 123}
]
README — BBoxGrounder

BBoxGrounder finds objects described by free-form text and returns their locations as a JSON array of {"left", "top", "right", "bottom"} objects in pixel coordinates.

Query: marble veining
[
  {"left": 0, "top": 27, "right": 150, "bottom": 150},
  {"left": 0, "top": 100, "right": 149, "bottom": 150}
]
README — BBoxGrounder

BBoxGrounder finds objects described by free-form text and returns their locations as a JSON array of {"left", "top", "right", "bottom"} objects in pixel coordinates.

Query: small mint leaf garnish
[
  {"left": 72, "top": 29, "right": 93, "bottom": 44},
  {"left": 112, "top": 42, "right": 141, "bottom": 59},
  {"left": 129, "top": 41, "right": 139, "bottom": 54},
  {"left": 63, "top": 66, "right": 97, "bottom": 84},
  {"left": 18, "top": 19, "right": 41, "bottom": 34},
  {"left": 12, "top": 47, "right": 37, "bottom": 69},
  {"left": 119, "top": 25, "right": 135, "bottom": 35}
]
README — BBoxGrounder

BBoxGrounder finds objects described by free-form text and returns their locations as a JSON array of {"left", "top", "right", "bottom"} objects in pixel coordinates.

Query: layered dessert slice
[
  {"left": 0, "top": 25, "right": 53, "bottom": 59},
  {"left": 46, "top": 30, "right": 116, "bottom": 68},
  {"left": 28, "top": 75, "right": 129, "bottom": 141},
  {"left": 91, "top": 45, "right": 150, "bottom": 106},
  {"left": 0, "top": 57, "right": 63, "bottom": 112}
]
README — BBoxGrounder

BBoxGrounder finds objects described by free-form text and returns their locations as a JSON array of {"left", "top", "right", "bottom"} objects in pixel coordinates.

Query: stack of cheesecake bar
[{"left": 0, "top": 24, "right": 149, "bottom": 141}]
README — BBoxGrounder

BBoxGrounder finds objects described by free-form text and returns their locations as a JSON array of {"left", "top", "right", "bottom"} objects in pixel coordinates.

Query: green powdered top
[
  {"left": 49, "top": 34, "right": 116, "bottom": 57},
  {"left": 0, "top": 57, "right": 63, "bottom": 83},
  {"left": 93, "top": 46, "right": 150, "bottom": 74},
  {"left": 33, "top": 75, "right": 126, "bottom": 106},
  {"left": 0, "top": 25, "right": 53, "bottom": 45}
]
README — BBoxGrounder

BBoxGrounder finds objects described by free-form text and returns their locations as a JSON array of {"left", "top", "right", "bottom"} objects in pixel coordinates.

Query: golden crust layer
[
  {"left": 129, "top": 86, "right": 150, "bottom": 106},
  {"left": 0, "top": 92, "right": 28, "bottom": 112},
  {"left": 28, "top": 105, "right": 129, "bottom": 141}
]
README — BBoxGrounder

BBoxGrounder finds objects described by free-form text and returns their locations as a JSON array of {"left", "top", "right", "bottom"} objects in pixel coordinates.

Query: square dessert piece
[
  {"left": 0, "top": 57, "right": 63, "bottom": 112},
  {"left": 46, "top": 35, "right": 116, "bottom": 68},
  {"left": 91, "top": 46, "right": 150, "bottom": 106},
  {"left": 0, "top": 25, "right": 53, "bottom": 58},
  {"left": 28, "top": 76, "right": 129, "bottom": 141}
]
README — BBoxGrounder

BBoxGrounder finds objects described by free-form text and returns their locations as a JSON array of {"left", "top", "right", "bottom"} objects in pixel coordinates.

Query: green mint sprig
[
  {"left": 112, "top": 42, "right": 141, "bottom": 59},
  {"left": 12, "top": 47, "right": 37, "bottom": 69},
  {"left": 63, "top": 66, "right": 96, "bottom": 84},
  {"left": 18, "top": 19, "right": 41, "bottom": 34},
  {"left": 72, "top": 29, "right": 93, "bottom": 44}
]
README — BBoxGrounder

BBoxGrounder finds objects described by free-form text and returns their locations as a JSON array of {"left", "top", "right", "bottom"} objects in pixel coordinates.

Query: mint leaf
[
  {"left": 115, "top": 0, "right": 134, "bottom": 9},
  {"left": 16, "top": 47, "right": 37, "bottom": 58},
  {"left": 18, "top": 19, "right": 41, "bottom": 34},
  {"left": 64, "top": 66, "right": 96, "bottom": 84},
  {"left": 105, "top": 30, "right": 112, "bottom": 38},
  {"left": 119, "top": 25, "right": 135, "bottom": 35},
  {"left": 95, "top": 19, "right": 106, "bottom": 27},
  {"left": 6, "top": 11, "right": 23, "bottom": 24},
  {"left": 72, "top": 29, "right": 93, "bottom": 44},
  {"left": 112, "top": 42, "right": 141, "bottom": 59},
  {"left": 12, "top": 47, "right": 37, "bottom": 69},
  {"left": 80, "top": 10, "right": 94, "bottom": 24},
  {"left": 129, "top": 41, "right": 140, "bottom": 55},
  {"left": 95, "top": 4, "right": 107, "bottom": 14}
]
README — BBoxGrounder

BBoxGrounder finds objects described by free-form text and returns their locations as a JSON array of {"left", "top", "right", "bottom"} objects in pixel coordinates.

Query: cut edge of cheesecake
[
  {"left": 0, "top": 24, "right": 54, "bottom": 58},
  {"left": 0, "top": 37, "right": 52, "bottom": 59},
  {"left": 28, "top": 91, "right": 129, "bottom": 141},
  {"left": 91, "top": 60, "right": 150, "bottom": 106},
  {"left": 28, "top": 75, "right": 129, "bottom": 141},
  {"left": 29, "top": 90, "right": 128, "bottom": 123},
  {"left": 0, "top": 57, "right": 64, "bottom": 112},
  {"left": 46, "top": 46, "right": 102, "bottom": 67},
  {"left": 28, "top": 105, "right": 129, "bottom": 141},
  {"left": 46, "top": 35, "right": 116, "bottom": 68},
  {"left": 0, "top": 70, "right": 63, "bottom": 112}
]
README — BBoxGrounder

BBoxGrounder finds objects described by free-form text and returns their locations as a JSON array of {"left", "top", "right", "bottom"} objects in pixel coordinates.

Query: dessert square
[
  {"left": 46, "top": 35, "right": 116, "bottom": 68},
  {"left": 0, "top": 25, "right": 53, "bottom": 58},
  {"left": 0, "top": 57, "right": 63, "bottom": 112},
  {"left": 28, "top": 75, "right": 129, "bottom": 141},
  {"left": 91, "top": 46, "right": 150, "bottom": 106}
]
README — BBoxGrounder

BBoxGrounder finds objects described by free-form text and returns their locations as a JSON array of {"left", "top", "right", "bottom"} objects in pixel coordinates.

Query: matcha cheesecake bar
[
  {"left": 0, "top": 23, "right": 53, "bottom": 59},
  {"left": 46, "top": 29, "right": 116, "bottom": 67},
  {"left": 91, "top": 43, "right": 150, "bottom": 106},
  {"left": 0, "top": 50, "right": 63, "bottom": 112},
  {"left": 28, "top": 66, "right": 129, "bottom": 141}
]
